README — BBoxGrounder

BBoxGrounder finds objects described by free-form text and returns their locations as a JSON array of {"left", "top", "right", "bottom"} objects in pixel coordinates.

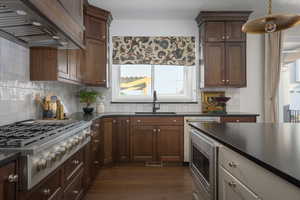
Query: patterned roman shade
[{"left": 112, "top": 36, "right": 195, "bottom": 66}]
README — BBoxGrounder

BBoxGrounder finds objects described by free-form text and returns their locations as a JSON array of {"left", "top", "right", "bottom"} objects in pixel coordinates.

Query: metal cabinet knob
[
  {"left": 94, "top": 161, "right": 99, "bottom": 165},
  {"left": 173, "top": 120, "right": 177, "bottom": 122},
  {"left": 137, "top": 120, "right": 141, "bottom": 123},
  {"left": 8, "top": 174, "right": 18, "bottom": 183},
  {"left": 73, "top": 190, "right": 79, "bottom": 195},
  {"left": 73, "top": 160, "right": 80, "bottom": 165},
  {"left": 222, "top": 36, "right": 225, "bottom": 40},
  {"left": 226, "top": 80, "right": 229, "bottom": 82},
  {"left": 228, "top": 181, "right": 236, "bottom": 188},
  {"left": 222, "top": 80, "right": 225, "bottom": 82},
  {"left": 157, "top": 129, "right": 161, "bottom": 132},
  {"left": 236, "top": 120, "right": 240, "bottom": 122},
  {"left": 43, "top": 188, "right": 51, "bottom": 196},
  {"left": 94, "top": 139, "right": 100, "bottom": 143},
  {"left": 153, "top": 129, "right": 157, "bottom": 132},
  {"left": 226, "top": 36, "right": 230, "bottom": 39},
  {"left": 126, "top": 120, "right": 130, "bottom": 123},
  {"left": 95, "top": 123, "right": 100, "bottom": 127},
  {"left": 228, "top": 162, "right": 237, "bottom": 168}
]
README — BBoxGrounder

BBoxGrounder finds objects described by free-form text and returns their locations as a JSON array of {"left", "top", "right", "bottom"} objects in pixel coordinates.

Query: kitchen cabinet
[
  {"left": 0, "top": 160, "right": 18, "bottom": 200},
  {"left": 131, "top": 117, "right": 184, "bottom": 162},
  {"left": 220, "top": 116, "right": 257, "bottom": 123},
  {"left": 197, "top": 11, "right": 251, "bottom": 88},
  {"left": 82, "top": 4, "right": 112, "bottom": 87},
  {"left": 89, "top": 120, "right": 102, "bottom": 181},
  {"left": 102, "top": 118, "right": 114, "bottom": 165},
  {"left": 114, "top": 118, "right": 131, "bottom": 162},
  {"left": 57, "top": 0, "right": 84, "bottom": 27},
  {"left": 30, "top": 47, "right": 82, "bottom": 84},
  {"left": 219, "top": 166, "right": 258, "bottom": 200},
  {"left": 131, "top": 125, "right": 157, "bottom": 162},
  {"left": 219, "top": 146, "right": 300, "bottom": 200},
  {"left": 63, "top": 169, "right": 84, "bottom": 200}
]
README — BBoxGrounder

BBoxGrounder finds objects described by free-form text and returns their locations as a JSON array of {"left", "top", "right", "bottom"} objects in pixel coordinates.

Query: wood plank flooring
[{"left": 84, "top": 165, "right": 194, "bottom": 200}]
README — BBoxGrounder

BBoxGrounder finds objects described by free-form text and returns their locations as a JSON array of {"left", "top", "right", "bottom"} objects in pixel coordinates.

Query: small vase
[
  {"left": 83, "top": 107, "right": 94, "bottom": 114},
  {"left": 96, "top": 102, "right": 105, "bottom": 113}
]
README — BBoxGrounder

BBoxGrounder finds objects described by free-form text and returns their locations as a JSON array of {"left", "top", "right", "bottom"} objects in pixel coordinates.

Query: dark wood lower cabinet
[
  {"left": 157, "top": 126, "right": 183, "bottom": 162},
  {"left": 221, "top": 116, "right": 257, "bottom": 123},
  {"left": 114, "top": 118, "right": 131, "bottom": 162},
  {"left": 0, "top": 161, "right": 18, "bottom": 200},
  {"left": 102, "top": 118, "right": 113, "bottom": 165},
  {"left": 63, "top": 169, "right": 84, "bottom": 200},
  {"left": 131, "top": 125, "right": 156, "bottom": 162}
]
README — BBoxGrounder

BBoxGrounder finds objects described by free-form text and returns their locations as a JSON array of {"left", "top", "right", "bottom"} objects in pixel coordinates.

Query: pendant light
[{"left": 242, "top": 0, "right": 300, "bottom": 34}]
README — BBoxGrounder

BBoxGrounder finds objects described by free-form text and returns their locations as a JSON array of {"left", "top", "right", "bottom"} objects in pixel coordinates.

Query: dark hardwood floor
[{"left": 84, "top": 164, "right": 194, "bottom": 200}]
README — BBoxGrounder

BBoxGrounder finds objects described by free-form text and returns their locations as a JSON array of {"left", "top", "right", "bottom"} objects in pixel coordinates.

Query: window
[{"left": 112, "top": 65, "right": 196, "bottom": 102}]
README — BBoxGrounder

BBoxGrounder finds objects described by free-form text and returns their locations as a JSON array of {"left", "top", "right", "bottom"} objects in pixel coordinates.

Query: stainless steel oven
[{"left": 190, "top": 128, "right": 220, "bottom": 200}]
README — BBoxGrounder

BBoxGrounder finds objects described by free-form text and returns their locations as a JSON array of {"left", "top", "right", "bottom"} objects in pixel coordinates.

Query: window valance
[{"left": 112, "top": 36, "right": 195, "bottom": 66}]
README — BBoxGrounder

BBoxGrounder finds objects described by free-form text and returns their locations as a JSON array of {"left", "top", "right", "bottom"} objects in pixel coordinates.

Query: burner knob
[
  {"left": 36, "top": 158, "right": 47, "bottom": 171},
  {"left": 78, "top": 135, "right": 84, "bottom": 143},
  {"left": 65, "top": 142, "right": 72, "bottom": 151}
]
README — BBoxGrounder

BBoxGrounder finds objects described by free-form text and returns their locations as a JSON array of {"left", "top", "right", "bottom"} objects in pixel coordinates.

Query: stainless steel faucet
[{"left": 152, "top": 90, "right": 160, "bottom": 113}]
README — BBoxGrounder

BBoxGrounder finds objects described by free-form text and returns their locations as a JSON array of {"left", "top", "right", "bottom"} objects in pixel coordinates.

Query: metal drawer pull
[
  {"left": 173, "top": 120, "right": 177, "bottom": 122},
  {"left": 236, "top": 120, "right": 240, "bottom": 122},
  {"left": 43, "top": 188, "right": 51, "bottom": 195},
  {"left": 228, "top": 181, "right": 236, "bottom": 188},
  {"left": 73, "top": 190, "right": 79, "bottom": 195},
  {"left": 8, "top": 174, "right": 18, "bottom": 183},
  {"left": 95, "top": 124, "right": 100, "bottom": 127},
  {"left": 126, "top": 120, "right": 130, "bottom": 123},
  {"left": 94, "top": 161, "right": 99, "bottom": 165},
  {"left": 228, "top": 162, "right": 237, "bottom": 168},
  {"left": 73, "top": 160, "right": 80, "bottom": 165},
  {"left": 94, "top": 139, "right": 100, "bottom": 143},
  {"left": 137, "top": 120, "right": 141, "bottom": 123}
]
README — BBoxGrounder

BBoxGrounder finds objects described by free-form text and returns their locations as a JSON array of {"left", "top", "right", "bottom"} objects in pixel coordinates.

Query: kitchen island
[{"left": 189, "top": 122, "right": 300, "bottom": 199}]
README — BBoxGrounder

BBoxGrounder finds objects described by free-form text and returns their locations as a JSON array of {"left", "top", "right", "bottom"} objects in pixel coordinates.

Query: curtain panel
[
  {"left": 264, "top": 32, "right": 283, "bottom": 123},
  {"left": 112, "top": 36, "right": 195, "bottom": 66}
]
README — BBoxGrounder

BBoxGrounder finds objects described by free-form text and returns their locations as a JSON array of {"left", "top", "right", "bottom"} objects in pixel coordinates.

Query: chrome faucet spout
[{"left": 152, "top": 90, "right": 160, "bottom": 113}]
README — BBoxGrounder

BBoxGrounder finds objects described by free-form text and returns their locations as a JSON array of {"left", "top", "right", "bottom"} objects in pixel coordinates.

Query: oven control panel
[{"left": 26, "top": 127, "right": 91, "bottom": 189}]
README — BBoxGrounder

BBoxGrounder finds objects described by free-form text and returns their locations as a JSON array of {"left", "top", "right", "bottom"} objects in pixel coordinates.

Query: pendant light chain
[{"left": 268, "top": 0, "right": 272, "bottom": 15}]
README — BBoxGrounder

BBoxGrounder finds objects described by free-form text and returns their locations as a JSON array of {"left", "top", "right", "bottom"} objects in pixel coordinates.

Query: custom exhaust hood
[{"left": 0, "top": 0, "right": 83, "bottom": 48}]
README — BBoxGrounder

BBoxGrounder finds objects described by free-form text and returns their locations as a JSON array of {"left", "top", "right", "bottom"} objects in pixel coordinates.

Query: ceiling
[{"left": 88, "top": 0, "right": 300, "bottom": 20}]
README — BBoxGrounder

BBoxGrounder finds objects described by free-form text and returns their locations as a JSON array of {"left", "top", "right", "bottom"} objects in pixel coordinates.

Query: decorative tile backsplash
[{"left": 0, "top": 38, "right": 80, "bottom": 125}]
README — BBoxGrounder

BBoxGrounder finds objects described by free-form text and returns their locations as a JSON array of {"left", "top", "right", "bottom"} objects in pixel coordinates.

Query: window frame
[{"left": 111, "top": 64, "right": 197, "bottom": 103}]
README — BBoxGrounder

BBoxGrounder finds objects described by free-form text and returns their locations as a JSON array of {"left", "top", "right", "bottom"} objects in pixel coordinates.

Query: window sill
[{"left": 110, "top": 101, "right": 199, "bottom": 104}]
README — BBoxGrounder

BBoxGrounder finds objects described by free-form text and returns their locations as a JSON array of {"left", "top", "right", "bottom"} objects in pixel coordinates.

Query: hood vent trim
[{"left": 0, "top": 1, "right": 80, "bottom": 48}]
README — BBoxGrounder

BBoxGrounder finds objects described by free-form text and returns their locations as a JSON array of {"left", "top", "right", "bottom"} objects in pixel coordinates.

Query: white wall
[
  {"left": 91, "top": 19, "right": 265, "bottom": 117},
  {"left": 240, "top": 34, "right": 265, "bottom": 121}
]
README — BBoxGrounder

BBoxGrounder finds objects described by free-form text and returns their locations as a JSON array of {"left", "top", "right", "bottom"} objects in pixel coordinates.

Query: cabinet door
[
  {"left": 204, "top": 43, "right": 226, "bottom": 87},
  {"left": 102, "top": 118, "right": 113, "bottom": 165},
  {"left": 221, "top": 116, "right": 256, "bottom": 123},
  {"left": 156, "top": 126, "right": 183, "bottom": 162},
  {"left": 84, "top": 39, "right": 107, "bottom": 86},
  {"left": 205, "top": 22, "right": 225, "bottom": 42},
  {"left": 226, "top": 22, "right": 246, "bottom": 42},
  {"left": 131, "top": 126, "right": 156, "bottom": 161},
  {"left": 67, "top": 49, "right": 77, "bottom": 81},
  {"left": 115, "top": 118, "right": 131, "bottom": 162},
  {"left": 63, "top": 169, "right": 84, "bottom": 200},
  {"left": 219, "top": 167, "right": 258, "bottom": 200},
  {"left": 57, "top": 49, "right": 69, "bottom": 79},
  {"left": 0, "top": 162, "right": 17, "bottom": 200},
  {"left": 226, "top": 43, "right": 246, "bottom": 87},
  {"left": 85, "top": 16, "right": 107, "bottom": 41},
  {"left": 76, "top": 49, "right": 83, "bottom": 81}
]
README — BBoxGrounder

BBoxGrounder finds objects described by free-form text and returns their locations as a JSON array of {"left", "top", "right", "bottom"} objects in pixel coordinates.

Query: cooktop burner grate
[{"left": 0, "top": 120, "right": 82, "bottom": 147}]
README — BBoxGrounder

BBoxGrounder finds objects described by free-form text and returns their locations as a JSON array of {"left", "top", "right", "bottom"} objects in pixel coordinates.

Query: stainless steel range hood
[{"left": 0, "top": 0, "right": 82, "bottom": 48}]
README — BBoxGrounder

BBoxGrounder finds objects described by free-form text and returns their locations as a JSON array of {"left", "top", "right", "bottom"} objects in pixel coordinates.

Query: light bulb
[{"left": 265, "top": 21, "right": 277, "bottom": 33}]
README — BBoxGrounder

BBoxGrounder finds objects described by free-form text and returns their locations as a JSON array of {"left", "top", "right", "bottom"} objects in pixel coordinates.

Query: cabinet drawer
[
  {"left": 219, "top": 166, "right": 259, "bottom": 200},
  {"left": 219, "top": 146, "right": 300, "bottom": 200},
  {"left": 63, "top": 150, "right": 83, "bottom": 185},
  {"left": 63, "top": 169, "right": 84, "bottom": 200},
  {"left": 220, "top": 116, "right": 256, "bottom": 123},
  {"left": 132, "top": 117, "right": 183, "bottom": 125},
  {"left": 28, "top": 169, "right": 62, "bottom": 200}
]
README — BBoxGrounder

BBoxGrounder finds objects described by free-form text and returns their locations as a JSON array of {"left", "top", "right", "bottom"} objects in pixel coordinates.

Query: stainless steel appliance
[
  {"left": 0, "top": 119, "right": 91, "bottom": 190},
  {"left": 190, "top": 127, "right": 220, "bottom": 200},
  {"left": 184, "top": 117, "right": 220, "bottom": 162}
]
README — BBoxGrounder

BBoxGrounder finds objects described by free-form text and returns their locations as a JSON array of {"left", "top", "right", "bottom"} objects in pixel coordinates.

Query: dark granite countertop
[
  {"left": 69, "top": 112, "right": 259, "bottom": 121},
  {"left": 189, "top": 122, "right": 300, "bottom": 188},
  {"left": 0, "top": 152, "right": 19, "bottom": 166}
]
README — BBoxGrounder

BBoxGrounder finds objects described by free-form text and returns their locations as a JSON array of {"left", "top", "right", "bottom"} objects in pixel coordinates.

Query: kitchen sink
[{"left": 135, "top": 112, "right": 177, "bottom": 115}]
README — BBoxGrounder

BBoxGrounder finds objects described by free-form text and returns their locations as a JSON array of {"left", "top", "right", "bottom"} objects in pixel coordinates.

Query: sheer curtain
[{"left": 264, "top": 32, "right": 283, "bottom": 122}]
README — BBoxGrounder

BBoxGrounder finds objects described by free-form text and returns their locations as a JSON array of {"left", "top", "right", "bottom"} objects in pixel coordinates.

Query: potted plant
[{"left": 79, "top": 89, "right": 101, "bottom": 114}]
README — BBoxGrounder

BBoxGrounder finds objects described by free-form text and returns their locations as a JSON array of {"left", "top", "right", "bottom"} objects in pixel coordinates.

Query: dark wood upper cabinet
[
  {"left": 226, "top": 42, "right": 246, "bottom": 87},
  {"left": 30, "top": 47, "right": 82, "bottom": 84},
  {"left": 196, "top": 11, "right": 251, "bottom": 88},
  {"left": 82, "top": 4, "right": 112, "bottom": 87},
  {"left": 205, "top": 22, "right": 226, "bottom": 42},
  {"left": 226, "top": 21, "right": 246, "bottom": 42},
  {"left": 204, "top": 43, "right": 226, "bottom": 87}
]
